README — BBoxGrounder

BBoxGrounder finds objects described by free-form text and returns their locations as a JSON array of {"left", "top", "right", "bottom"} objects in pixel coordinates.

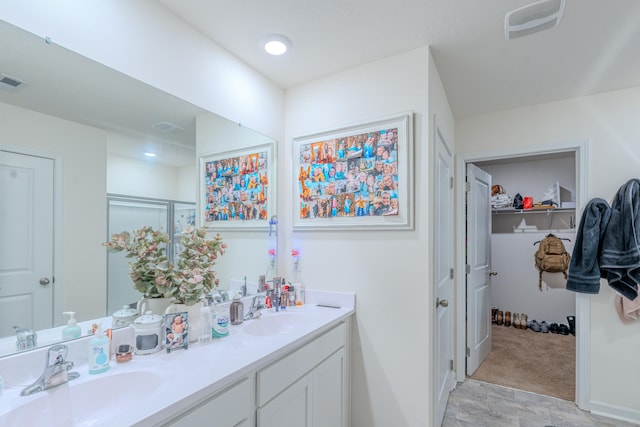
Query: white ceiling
[{"left": 157, "top": 0, "right": 640, "bottom": 118}]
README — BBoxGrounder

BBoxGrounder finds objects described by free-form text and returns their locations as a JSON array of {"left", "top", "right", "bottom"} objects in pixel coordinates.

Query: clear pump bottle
[{"left": 199, "top": 306, "right": 212, "bottom": 344}]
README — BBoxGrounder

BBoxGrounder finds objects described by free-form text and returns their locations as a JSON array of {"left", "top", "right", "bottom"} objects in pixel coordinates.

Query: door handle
[
  {"left": 489, "top": 271, "right": 498, "bottom": 276},
  {"left": 39, "top": 277, "right": 51, "bottom": 286},
  {"left": 436, "top": 298, "right": 449, "bottom": 308}
]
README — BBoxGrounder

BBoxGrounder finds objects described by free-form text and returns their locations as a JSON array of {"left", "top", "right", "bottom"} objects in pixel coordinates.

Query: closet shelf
[{"left": 492, "top": 207, "right": 574, "bottom": 215}]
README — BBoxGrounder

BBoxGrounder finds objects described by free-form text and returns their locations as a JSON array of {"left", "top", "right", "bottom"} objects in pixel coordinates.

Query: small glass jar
[{"left": 230, "top": 294, "right": 244, "bottom": 325}]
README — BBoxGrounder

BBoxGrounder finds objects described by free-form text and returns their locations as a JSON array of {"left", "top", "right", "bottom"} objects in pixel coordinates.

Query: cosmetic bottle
[
  {"left": 230, "top": 294, "right": 244, "bottom": 325},
  {"left": 280, "top": 278, "right": 287, "bottom": 310},
  {"left": 295, "top": 283, "right": 306, "bottom": 305},
  {"left": 88, "top": 323, "right": 110, "bottom": 374},
  {"left": 61, "top": 311, "right": 81, "bottom": 340},
  {"left": 199, "top": 306, "right": 212, "bottom": 344}
]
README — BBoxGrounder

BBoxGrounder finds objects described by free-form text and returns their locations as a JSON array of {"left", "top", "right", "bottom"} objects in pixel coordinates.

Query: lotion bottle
[
  {"left": 88, "top": 323, "right": 110, "bottom": 374},
  {"left": 61, "top": 311, "right": 81, "bottom": 340},
  {"left": 230, "top": 294, "right": 244, "bottom": 325}
]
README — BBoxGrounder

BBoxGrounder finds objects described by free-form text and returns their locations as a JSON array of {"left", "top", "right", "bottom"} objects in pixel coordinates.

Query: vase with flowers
[{"left": 104, "top": 225, "right": 226, "bottom": 339}]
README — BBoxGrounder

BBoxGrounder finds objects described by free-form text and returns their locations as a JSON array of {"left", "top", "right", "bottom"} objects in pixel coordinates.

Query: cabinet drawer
[
  {"left": 256, "top": 321, "right": 346, "bottom": 406},
  {"left": 165, "top": 377, "right": 251, "bottom": 426}
]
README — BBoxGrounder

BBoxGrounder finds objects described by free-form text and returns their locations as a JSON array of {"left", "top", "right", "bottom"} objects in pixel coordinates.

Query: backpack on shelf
[{"left": 533, "top": 234, "right": 571, "bottom": 291}]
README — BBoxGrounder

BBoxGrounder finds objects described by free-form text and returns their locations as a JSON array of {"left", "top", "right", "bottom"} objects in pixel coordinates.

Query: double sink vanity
[{"left": 0, "top": 290, "right": 355, "bottom": 426}]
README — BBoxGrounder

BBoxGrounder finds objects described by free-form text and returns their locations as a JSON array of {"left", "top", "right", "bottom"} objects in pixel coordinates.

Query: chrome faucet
[
  {"left": 13, "top": 326, "right": 37, "bottom": 352},
  {"left": 245, "top": 293, "right": 266, "bottom": 320},
  {"left": 21, "top": 344, "right": 80, "bottom": 396},
  {"left": 206, "top": 289, "right": 230, "bottom": 305}
]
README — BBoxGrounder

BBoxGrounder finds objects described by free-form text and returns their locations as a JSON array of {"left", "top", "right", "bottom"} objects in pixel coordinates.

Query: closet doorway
[{"left": 454, "top": 141, "right": 590, "bottom": 409}]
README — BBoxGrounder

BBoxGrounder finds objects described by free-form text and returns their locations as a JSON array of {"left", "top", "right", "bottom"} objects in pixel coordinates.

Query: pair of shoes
[
  {"left": 540, "top": 321, "right": 549, "bottom": 333},
  {"left": 558, "top": 324, "right": 570, "bottom": 335},
  {"left": 497, "top": 311, "right": 504, "bottom": 325},
  {"left": 513, "top": 313, "right": 527, "bottom": 329},
  {"left": 505, "top": 311, "right": 512, "bottom": 327},
  {"left": 567, "top": 316, "right": 576, "bottom": 335},
  {"left": 512, "top": 313, "right": 520, "bottom": 328},
  {"left": 529, "top": 319, "right": 541, "bottom": 332},
  {"left": 491, "top": 307, "right": 498, "bottom": 324},
  {"left": 549, "top": 323, "right": 560, "bottom": 334}
]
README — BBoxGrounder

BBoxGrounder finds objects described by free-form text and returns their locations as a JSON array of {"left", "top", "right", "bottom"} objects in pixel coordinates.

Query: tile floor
[{"left": 442, "top": 379, "right": 639, "bottom": 427}]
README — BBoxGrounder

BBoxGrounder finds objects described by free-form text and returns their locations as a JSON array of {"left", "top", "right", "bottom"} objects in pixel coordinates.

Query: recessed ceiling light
[
  {"left": 144, "top": 152, "right": 157, "bottom": 158},
  {"left": 262, "top": 34, "right": 292, "bottom": 56}
]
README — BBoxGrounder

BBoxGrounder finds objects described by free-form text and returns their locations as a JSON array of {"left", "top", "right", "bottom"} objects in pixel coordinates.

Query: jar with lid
[{"left": 230, "top": 294, "right": 244, "bottom": 325}]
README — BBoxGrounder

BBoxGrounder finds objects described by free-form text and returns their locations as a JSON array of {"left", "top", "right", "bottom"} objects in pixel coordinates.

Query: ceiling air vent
[
  {"left": 0, "top": 74, "right": 26, "bottom": 90},
  {"left": 152, "top": 121, "right": 184, "bottom": 133},
  {"left": 505, "top": 0, "right": 565, "bottom": 40}
]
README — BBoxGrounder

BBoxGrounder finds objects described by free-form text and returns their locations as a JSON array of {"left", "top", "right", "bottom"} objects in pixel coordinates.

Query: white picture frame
[{"left": 292, "top": 112, "right": 413, "bottom": 231}]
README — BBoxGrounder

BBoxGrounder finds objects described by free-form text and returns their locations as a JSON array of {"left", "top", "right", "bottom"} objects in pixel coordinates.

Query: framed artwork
[
  {"left": 165, "top": 311, "right": 189, "bottom": 352},
  {"left": 199, "top": 142, "right": 275, "bottom": 230},
  {"left": 292, "top": 112, "right": 413, "bottom": 230}
]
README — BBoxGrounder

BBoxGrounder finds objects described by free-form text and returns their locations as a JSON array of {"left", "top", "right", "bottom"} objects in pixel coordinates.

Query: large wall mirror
[{"left": 0, "top": 19, "right": 277, "bottom": 358}]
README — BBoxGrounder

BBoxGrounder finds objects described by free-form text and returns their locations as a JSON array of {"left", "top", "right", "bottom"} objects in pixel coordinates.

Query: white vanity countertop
[{"left": 0, "top": 290, "right": 355, "bottom": 427}]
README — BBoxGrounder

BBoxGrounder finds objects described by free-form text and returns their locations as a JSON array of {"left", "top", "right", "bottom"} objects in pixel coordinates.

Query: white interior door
[
  {"left": 434, "top": 126, "right": 454, "bottom": 426},
  {"left": 0, "top": 150, "right": 54, "bottom": 337},
  {"left": 465, "top": 163, "right": 492, "bottom": 375}
]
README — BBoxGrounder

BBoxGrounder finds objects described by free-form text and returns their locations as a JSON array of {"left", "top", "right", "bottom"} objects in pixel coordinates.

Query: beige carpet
[{"left": 468, "top": 324, "right": 575, "bottom": 401}]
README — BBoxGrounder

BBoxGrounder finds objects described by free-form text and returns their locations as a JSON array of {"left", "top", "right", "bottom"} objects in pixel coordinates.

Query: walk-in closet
[{"left": 468, "top": 151, "right": 578, "bottom": 401}]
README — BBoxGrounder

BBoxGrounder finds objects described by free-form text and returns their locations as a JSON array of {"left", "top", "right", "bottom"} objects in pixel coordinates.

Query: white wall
[
  {"left": 491, "top": 231, "right": 576, "bottom": 324},
  {"left": 0, "top": 102, "right": 107, "bottom": 323},
  {"left": 177, "top": 166, "right": 196, "bottom": 202},
  {"left": 286, "top": 47, "right": 436, "bottom": 427},
  {"left": 479, "top": 156, "right": 576, "bottom": 205},
  {"left": 107, "top": 153, "right": 192, "bottom": 201},
  {"left": 457, "top": 86, "right": 640, "bottom": 419}
]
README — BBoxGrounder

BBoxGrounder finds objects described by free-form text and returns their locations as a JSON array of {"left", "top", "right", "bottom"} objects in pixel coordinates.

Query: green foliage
[{"left": 104, "top": 226, "right": 226, "bottom": 305}]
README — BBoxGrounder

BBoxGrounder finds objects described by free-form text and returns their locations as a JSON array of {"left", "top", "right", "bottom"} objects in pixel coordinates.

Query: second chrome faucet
[{"left": 20, "top": 344, "right": 79, "bottom": 396}]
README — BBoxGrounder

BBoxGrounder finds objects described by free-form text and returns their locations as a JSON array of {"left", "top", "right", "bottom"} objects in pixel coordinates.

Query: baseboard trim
[{"left": 589, "top": 400, "right": 640, "bottom": 425}]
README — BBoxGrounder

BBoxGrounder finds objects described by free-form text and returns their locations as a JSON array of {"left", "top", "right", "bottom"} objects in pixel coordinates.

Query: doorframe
[
  {"left": 453, "top": 140, "right": 590, "bottom": 410},
  {"left": 1, "top": 143, "right": 64, "bottom": 327}
]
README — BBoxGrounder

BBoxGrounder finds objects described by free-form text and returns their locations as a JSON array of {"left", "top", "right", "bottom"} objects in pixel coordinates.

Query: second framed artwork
[
  {"left": 199, "top": 141, "right": 275, "bottom": 230},
  {"left": 293, "top": 112, "right": 413, "bottom": 230}
]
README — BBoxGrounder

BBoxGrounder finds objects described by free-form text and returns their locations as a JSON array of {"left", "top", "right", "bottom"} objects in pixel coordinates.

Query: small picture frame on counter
[{"left": 164, "top": 312, "right": 189, "bottom": 352}]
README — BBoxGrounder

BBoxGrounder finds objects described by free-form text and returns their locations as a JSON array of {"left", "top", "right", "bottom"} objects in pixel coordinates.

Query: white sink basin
[
  {"left": 0, "top": 371, "right": 161, "bottom": 427},
  {"left": 242, "top": 312, "right": 307, "bottom": 336}
]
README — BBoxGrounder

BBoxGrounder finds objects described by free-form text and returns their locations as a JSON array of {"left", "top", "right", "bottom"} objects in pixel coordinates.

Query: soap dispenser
[
  {"left": 62, "top": 311, "right": 81, "bottom": 340},
  {"left": 88, "top": 322, "right": 110, "bottom": 374}
]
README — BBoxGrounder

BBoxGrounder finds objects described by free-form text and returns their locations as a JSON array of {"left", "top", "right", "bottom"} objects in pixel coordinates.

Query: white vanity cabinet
[
  {"left": 0, "top": 294, "right": 354, "bottom": 427},
  {"left": 256, "top": 320, "right": 350, "bottom": 427},
  {"left": 163, "top": 376, "right": 252, "bottom": 427}
]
